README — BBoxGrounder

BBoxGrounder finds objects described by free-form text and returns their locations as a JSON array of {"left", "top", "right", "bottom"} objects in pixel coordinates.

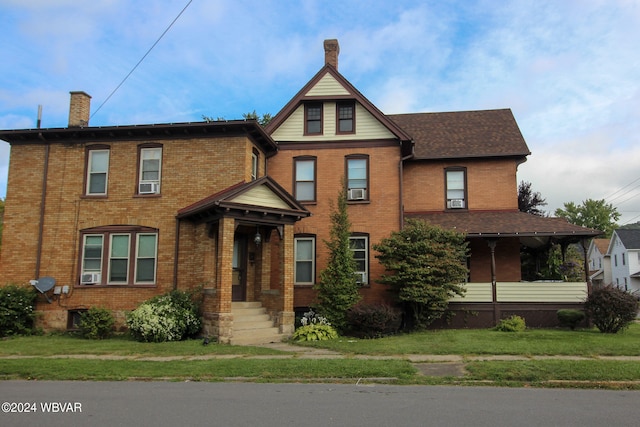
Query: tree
[
  {"left": 373, "top": 219, "right": 469, "bottom": 330},
  {"left": 313, "top": 181, "right": 361, "bottom": 333},
  {"left": 518, "top": 181, "right": 547, "bottom": 216},
  {"left": 554, "top": 199, "right": 620, "bottom": 237}
]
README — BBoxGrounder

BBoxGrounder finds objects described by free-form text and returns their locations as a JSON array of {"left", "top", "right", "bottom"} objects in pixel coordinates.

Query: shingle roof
[
  {"left": 405, "top": 211, "right": 601, "bottom": 239},
  {"left": 388, "top": 109, "right": 531, "bottom": 160},
  {"left": 614, "top": 229, "right": 640, "bottom": 250}
]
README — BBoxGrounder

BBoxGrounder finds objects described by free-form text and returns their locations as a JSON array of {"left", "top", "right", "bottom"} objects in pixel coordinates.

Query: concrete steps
[{"left": 230, "top": 302, "right": 284, "bottom": 346}]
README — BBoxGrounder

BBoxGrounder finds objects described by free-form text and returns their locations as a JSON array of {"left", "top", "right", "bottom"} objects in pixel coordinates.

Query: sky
[{"left": 1, "top": 0, "right": 639, "bottom": 225}]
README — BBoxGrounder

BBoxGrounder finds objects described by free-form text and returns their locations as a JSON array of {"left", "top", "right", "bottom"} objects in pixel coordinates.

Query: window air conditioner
[
  {"left": 449, "top": 199, "right": 465, "bottom": 209},
  {"left": 354, "top": 272, "right": 366, "bottom": 285},
  {"left": 348, "top": 188, "right": 366, "bottom": 200},
  {"left": 139, "top": 182, "right": 159, "bottom": 194},
  {"left": 80, "top": 273, "right": 101, "bottom": 285}
]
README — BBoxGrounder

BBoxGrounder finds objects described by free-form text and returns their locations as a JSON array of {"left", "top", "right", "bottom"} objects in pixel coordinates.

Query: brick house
[{"left": 0, "top": 40, "right": 600, "bottom": 342}]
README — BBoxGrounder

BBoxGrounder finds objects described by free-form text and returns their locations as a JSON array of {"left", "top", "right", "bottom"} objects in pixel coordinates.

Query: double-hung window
[
  {"left": 80, "top": 226, "right": 158, "bottom": 285},
  {"left": 251, "top": 149, "right": 259, "bottom": 181},
  {"left": 337, "top": 101, "right": 355, "bottom": 133},
  {"left": 349, "top": 235, "right": 369, "bottom": 285},
  {"left": 305, "top": 103, "right": 322, "bottom": 135},
  {"left": 446, "top": 168, "right": 467, "bottom": 209},
  {"left": 346, "top": 155, "right": 368, "bottom": 201},
  {"left": 138, "top": 146, "right": 162, "bottom": 194},
  {"left": 86, "top": 148, "right": 109, "bottom": 195},
  {"left": 294, "top": 236, "right": 315, "bottom": 285},
  {"left": 294, "top": 157, "right": 316, "bottom": 202}
]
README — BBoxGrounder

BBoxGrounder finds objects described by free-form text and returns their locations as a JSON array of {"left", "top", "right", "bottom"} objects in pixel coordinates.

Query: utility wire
[{"left": 90, "top": 0, "right": 193, "bottom": 120}]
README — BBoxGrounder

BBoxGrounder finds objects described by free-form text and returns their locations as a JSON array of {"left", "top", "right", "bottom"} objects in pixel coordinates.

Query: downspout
[
  {"left": 173, "top": 218, "right": 180, "bottom": 290},
  {"left": 35, "top": 133, "right": 50, "bottom": 279},
  {"left": 399, "top": 145, "right": 414, "bottom": 230}
]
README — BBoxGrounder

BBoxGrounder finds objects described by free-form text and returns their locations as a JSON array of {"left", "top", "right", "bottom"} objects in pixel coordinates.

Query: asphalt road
[{"left": 1, "top": 381, "right": 638, "bottom": 426}]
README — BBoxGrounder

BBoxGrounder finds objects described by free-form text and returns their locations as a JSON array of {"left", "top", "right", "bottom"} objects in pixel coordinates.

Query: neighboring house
[
  {"left": 607, "top": 229, "right": 640, "bottom": 294},
  {"left": 588, "top": 238, "right": 611, "bottom": 287},
  {"left": 0, "top": 40, "right": 601, "bottom": 341}
]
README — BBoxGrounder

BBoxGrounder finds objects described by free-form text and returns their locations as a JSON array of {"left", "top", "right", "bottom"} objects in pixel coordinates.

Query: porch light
[{"left": 254, "top": 229, "right": 262, "bottom": 247}]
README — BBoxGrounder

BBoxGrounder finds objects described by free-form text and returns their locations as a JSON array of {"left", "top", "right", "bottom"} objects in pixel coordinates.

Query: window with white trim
[
  {"left": 251, "top": 150, "right": 259, "bottom": 181},
  {"left": 86, "top": 149, "right": 109, "bottom": 195},
  {"left": 138, "top": 147, "right": 162, "bottom": 194},
  {"left": 346, "top": 156, "right": 368, "bottom": 201},
  {"left": 80, "top": 227, "right": 158, "bottom": 285},
  {"left": 349, "top": 235, "right": 369, "bottom": 285},
  {"left": 294, "top": 157, "right": 316, "bottom": 202},
  {"left": 294, "top": 236, "right": 315, "bottom": 285}
]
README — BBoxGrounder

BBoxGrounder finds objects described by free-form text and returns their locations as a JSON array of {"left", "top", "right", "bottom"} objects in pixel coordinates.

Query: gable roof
[
  {"left": 176, "top": 176, "right": 310, "bottom": 224},
  {"left": 265, "top": 64, "right": 413, "bottom": 150},
  {"left": 613, "top": 229, "right": 640, "bottom": 250},
  {"left": 388, "top": 109, "right": 531, "bottom": 160}
]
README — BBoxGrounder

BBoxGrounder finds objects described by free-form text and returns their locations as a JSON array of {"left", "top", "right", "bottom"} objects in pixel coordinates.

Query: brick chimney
[
  {"left": 68, "top": 91, "right": 91, "bottom": 127},
  {"left": 324, "top": 39, "right": 340, "bottom": 69}
]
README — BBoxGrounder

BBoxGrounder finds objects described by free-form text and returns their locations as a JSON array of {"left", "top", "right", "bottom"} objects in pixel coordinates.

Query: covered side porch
[
  {"left": 176, "top": 177, "right": 309, "bottom": 343},
  {"left": 406, "top": 211, "right": 602, "bottom": 327}
]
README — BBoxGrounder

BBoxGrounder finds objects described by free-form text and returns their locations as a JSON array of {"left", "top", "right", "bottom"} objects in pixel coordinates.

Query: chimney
[
  {"left": 68, "top": 91, "right": 91, "bottom": 127},
  {"left": 324, "top": 39, "right": 340, "bottom": 69}
]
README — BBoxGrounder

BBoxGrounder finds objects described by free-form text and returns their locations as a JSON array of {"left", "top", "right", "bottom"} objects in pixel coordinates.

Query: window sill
[
  {"left": 294, "top": 283, "right": 315, "bottom": 288},
  {"left": 347, "top": 200, "right": 370, "bottom": 204},
  {"left": 81, "top": 194, "right": 108, "bottom": 199},
  {"left": 76, "top": 284, "right": 157, "bottom": 288},
  {"left": 133, "top": 193, "right": 161, "bottom": 198}
]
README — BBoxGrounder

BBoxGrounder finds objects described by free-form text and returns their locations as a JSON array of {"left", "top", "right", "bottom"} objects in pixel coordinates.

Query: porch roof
[
  {"left": 176, "top": 176, "right": 310, "bottom": 224},
  {"left": 405, "top": 210, "right": 602, "bottom": 246}
]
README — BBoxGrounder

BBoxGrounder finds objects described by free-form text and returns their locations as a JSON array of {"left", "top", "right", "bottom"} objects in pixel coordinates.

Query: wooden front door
[{"left": 232, "top": 234, "right": 246, "bottom": 301}]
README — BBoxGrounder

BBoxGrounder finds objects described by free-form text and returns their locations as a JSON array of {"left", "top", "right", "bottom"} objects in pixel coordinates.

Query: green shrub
[
  {"left": 346, "top": 303, "right": 401, "bottom": 338},
  {"left": 585, "top": 285, "right": 639, "bottom": 334},
  {"left": 292, "top": 324, "right": 338, "bottom": 341},
  {"left": 494, "top": 315, "right": 526, "bottom": 332},
  {"left": 556, "top": 309, "right": 585, "bottom": 330},
  {"left": 0, "top": 283, "right": 38, "bottom": 337},
  {"left": 126, "top": 290, "right": 202, "bottom": 342},
  {"left": 79, "top": 307, "right": 115, "bottom": 339}
]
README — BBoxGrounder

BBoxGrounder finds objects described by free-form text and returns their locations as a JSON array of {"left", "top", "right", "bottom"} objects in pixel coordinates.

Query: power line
[
  {"left": 603, "top": 175, "right": 640, "bottom": 203},
  {"left": 90, "top": 0, "right": 193, "bottom": 120}
]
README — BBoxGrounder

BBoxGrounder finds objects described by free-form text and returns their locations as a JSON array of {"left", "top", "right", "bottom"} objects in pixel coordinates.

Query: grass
[
  {"left": 294, "top": 323, "right": 640, "bottom": 357},
  {"left": 1, "top": 325, "right": 640, "bottom": 388}
]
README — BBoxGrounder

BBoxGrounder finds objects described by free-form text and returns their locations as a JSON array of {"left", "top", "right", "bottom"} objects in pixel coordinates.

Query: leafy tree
[
  {"left": 554, "top": 199, "right": 619, "bottom": 237},
  {"left": 373, "top": 219, "right": 469, "bottom": 330},
  {"left": 313, "top": 181, "right": 361, "bottom": 333},
  {"left": 518, "top": 181, "right": 547, "bottom": 216}
]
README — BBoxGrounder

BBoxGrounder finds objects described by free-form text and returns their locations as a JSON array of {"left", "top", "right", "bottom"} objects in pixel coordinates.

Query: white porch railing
[{"left": 449, "top": 282, "right": 588, "bottom": 303}]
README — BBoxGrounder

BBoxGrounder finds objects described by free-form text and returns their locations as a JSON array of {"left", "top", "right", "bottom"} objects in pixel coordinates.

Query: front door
[{"left": 232, "top": 234, "right": 246, "bottom": 301}]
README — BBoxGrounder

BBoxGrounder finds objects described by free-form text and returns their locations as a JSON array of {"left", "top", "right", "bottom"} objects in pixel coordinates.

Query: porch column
[
  {"left": 487, "top": 238, "right": 499, "bottom": 325},
  {"left": 214, "top": 217, "right": 235, "bottom": 343},
  {"left": 279, "top": 223, "right": 295, "bottom": 334}
]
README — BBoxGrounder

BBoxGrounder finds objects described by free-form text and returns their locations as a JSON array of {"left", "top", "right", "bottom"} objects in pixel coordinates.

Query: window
[
  {"left": 349, "top": 235, "right": 369, "bottom": 285},
  {"left": 138, "top": 146, "right": 162, "bottom": 194},
  {"left": 305, "top": 103, "right": 322, "bottom": 135},
  {"left": 251, "top": 150, "right": 259, "bottom": 181},
  {"left": 294, "top": 236, "right": 315, "bottom": 284},
  {"left": 294, "top": 157, "right": 316, "bottom": 202},
  {"left": 86, "top": 148, "right": 109, "bottom": 195},
  {"left": 80, "top": 226, "right": 158, "bottom": 285},
  {"left": 337, "top": 102, "right": 355, "bottom": 133},
  {"left": 622, "top": 252, "right": 626, "bottom": 266},
  {"left": 346, "top": 155, "right": 368, "bottom": 201},
  {"left": 446, "top": 168, "right": 466, "bottom": 209}
]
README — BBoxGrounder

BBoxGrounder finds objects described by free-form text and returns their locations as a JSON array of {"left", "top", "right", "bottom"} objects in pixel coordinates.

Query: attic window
[
  {"left": 337, "top": 102, "right": 354, "bottom": 133},
  {"left": 305, "top": 103, "right": 322, "bottom": 135}
]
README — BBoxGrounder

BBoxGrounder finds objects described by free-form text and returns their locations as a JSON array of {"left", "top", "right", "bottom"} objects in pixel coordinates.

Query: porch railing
[{"left": 449, "top": 282, "right": 588, "bottom": 303}]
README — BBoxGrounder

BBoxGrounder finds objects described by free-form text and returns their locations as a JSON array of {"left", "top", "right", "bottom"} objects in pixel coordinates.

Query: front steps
[{"left": 230, "top": 302, "right": 284, "bottom": 346}]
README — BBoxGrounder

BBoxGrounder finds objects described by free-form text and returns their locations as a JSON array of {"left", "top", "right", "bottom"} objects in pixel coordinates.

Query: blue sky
[{"left": 1, "top": 0, "right": 639, "bottom": 225}]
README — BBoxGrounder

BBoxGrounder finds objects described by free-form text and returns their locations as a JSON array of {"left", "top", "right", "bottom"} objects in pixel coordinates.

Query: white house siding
[{"left": 271, "top": 103, "right": 396, "bottom": 142}]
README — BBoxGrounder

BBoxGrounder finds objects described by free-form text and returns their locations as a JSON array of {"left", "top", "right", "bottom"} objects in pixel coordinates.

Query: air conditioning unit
[
  {"left": 80, "top": 273, "right": 101, "bottom": 285},
  {"left": 139, "top": 182, "right": 159, "bottom": 194},
  {"left": 449, "top": 199, "right": 465, "bottom": 209},
  {"left": 348, "top": 188, "right": 366, "bottom": 200},
  {"left": 354, "top": 272, "right": 366, "bottom": 285}
]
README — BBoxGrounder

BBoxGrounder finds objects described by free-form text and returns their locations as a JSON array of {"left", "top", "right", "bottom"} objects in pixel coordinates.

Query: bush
[
  {"left": 585, "top": 285, "right": 639, "bottom": 334},
  {"left": 556, "top": 309, "right": 585, "bottom": 330},
  {"left": 291, "top": 309, "right": 338, "bottom": 341},
  {"left": 494, "top": 315, "right": 526, "bottom": 332},
  {"left": 0, "top": 284, "right": 37, "bottom": 337},
  {"left": 79, "top": 307, "right": 115, "bottom": 339},
  {"left": 346, "top": 303, "right": 401, "bottom": 338},
  {"left": 126, "top": 290, "right": 202, "bottom": 342}
]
